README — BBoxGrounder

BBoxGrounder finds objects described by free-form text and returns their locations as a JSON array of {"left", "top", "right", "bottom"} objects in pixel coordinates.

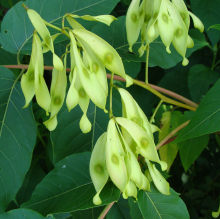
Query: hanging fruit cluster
[
  {"left": 21, "top": 7, "right": 133, "bottom": 132},
  {"left": 126, "top": 0, "right": 204, "bottom": 65},
  {"left": 90, "top": 88, "right": 169, "bottom": 205},
  {"left": 20, "top": 0, "right": 204, "bottom": 206}
]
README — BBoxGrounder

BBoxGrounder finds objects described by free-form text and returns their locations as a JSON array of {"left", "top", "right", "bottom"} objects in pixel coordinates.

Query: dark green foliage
[{"left": 0, "top": 0, "right": 219, "bottom": 218}]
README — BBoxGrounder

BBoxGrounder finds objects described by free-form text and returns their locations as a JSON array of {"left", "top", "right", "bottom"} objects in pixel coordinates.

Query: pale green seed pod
[
  {"left": 27, "top": 8, "right": 63, "bottom": 71},
  {"left": 145, "top": 0, "right": 161, "bottom": 43},
  {"left": 143, "top": 0, "right": 154, "bottom": 27},
  {"left": 189, "top": 11, "right": 204, "bottom": 33},
  {"left": 80, "top": 114, "right": 92, "bottom": 134},
  {"left": 44, "top": 56, "right": 67, "bottom": 131},
  {"left": 69, "top": 31, "right": 107, "bottom": 111},
  {"left": 42, "top": 33, "right": 61, "bottom": 53},
  {"left": 53, "top": 53, "right": 64, "bottom": 71},
  {"left": 172, "top": 0, "right": 190, "bottom": 29},
  {"left": 66, "top": 15, "right": 85, "bottom": 29},
  {"left": 147, "top": 22, "right": 160, "bottom": 43},
  {"left": 187, "top": 35, "right": 194, "bottom": 48},
  {"left": 33, "top": 33, "right": 51, "bottom": 114},
  {"left": 74, "top": 71, "right": 91, "bottom": 134},
  {"left": 118, "top": 88, "right": 153, "bottom": 136},
  {"left": 106, "top": 119, "right": 128, "bottom": 192},
  {"left": 126, "top": 0, "right": 142, "bottom": 52},
  {"left": 66, "top": 68, "right": 79, "bottom": 112},
  {"left": 146, "top": 159, "right": 170, "bottom": 195},
  {"left": 122, "top": 181, "right": 137, "bottom": 199},
  {"left": 116, "top": 117, "right": 167, "bottom": 171},
  {"left": 90, "top": 133, "right": 109, "bottom": 205},
  {"left": 27, "top": 9, "right": 54, "bottom": 51},
  {"left": 167, "top": 2, "right": 189, "bottom": 66},
  {"left": 69, "top": 14, "right": 116, "bottom": 26},
  {"left": 120, "top": 131, "right": 150, "bottom": 190},
  {"left": 157, "top": 0, "right": 175, "bottom": 54},
  {"left": 21, "top": 32, "right": 37, "bottom": 108},
  {"left": 75, "top": 36, "right": 108, "bottom": 96},
  {"left": 73, "top": 28, "right": 133, "bottom": 87}
]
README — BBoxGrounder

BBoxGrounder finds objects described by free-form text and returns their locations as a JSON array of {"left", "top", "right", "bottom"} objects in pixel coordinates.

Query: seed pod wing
[
  {"left": 90, "top": 133, "right": 108, "bottom": 205},
  {"left": 106, "top": 119, "right": 128, "bottom": 192}
]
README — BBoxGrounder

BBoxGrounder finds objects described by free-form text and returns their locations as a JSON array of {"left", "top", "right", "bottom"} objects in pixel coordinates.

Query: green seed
[
  {"left": 141, "top": 138, "right": 149, "bottom": 149},
  {"left": 94, "top": 164, "right": 104, "bottom": 174},
  {"left": 175, "top": 28, "right": 183, "bottom": 37},
  {"left": 28, "top": 72, "right": 34, "bottom": 81},
  {"left": 111, "top": 154, "right": 119, "bottom": 165},
  {"left": 131, "top": 13, "right": 137, "bottom": 22},
  {"left": 79, "top": 87, "right": 86, "bottom": 97},
  {"left": 162, "top": 14, "right": 168, "bottom": 23},
  {"left": 53, "top": 96, "right": 61, "bottom": 105},
  {"left": 83, "top": 67, "right": 90, "bottom": 78},
  {"left": 104, "top": 53, "right": 114, "bottom": 64},
  {"left": 144, "top": 14, "right": 151, "bottom": 23},
  {"left": 92, "top": 63, "right": 99, "bottom": 73}
]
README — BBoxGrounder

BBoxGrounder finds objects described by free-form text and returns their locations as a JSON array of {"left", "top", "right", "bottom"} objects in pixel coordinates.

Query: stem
[
  {"left": 44, "top": 21, "right": 69, "bottom": 38},
  {"left": 133, "top": 79, "right": 197, "bottom": 111},
  {"left": 150, "top": 100, "right": 163, "bottom": 123},
  {"left": 109, "top": 73, "right": 114, "bottom": 118},
  {"left": 150, "top": 84, "right": 198, "bottom": 108},
  {"left": 98, "top": 202, "right": 115, "bottom": 219},
  {"left": 3, "top": 65, "right": 198, "bottom": 110},
  {"left": 156, "top": 120, "right": 190, "bottom": 150},
  {"left": 145, "top": 44, "right": 150, "bottom": 84}
]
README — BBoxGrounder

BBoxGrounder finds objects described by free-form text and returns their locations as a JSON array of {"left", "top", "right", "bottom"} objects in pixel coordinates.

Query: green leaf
[
  {"left": 209, "top": 24, "right": 220, "bottom": 31},
  {"left": 22, "top": 152, "right": 120, "bottom": 215},
  {"left": 16, "top": 158, "right": 47, "bottom": 205},
  {"left": 190, "top": 0, "right": 220, "bottom": 44},
  {"left": 177, "top": 78, "right": 220, "bottom": 142},
  {"left": 188, "top": 64, "right": 219, "bottom": 102},
  {"left": 0, "top": 0, "right": 119, "bottom": 54},
  {"left": 0, "top": 48, "right": 17, "bottom": 64},
  {"left": 0, "top": 208, "right": 46, "bottom": 219},
  {"left": 128, "top": 199, "right": 143, "bottom": 219},
  {"left": 178, "top": 135, "right": 209, "bottom": 171},
  {"left": 71, "top": 207, "right": 103, "bottom": 219},
  {"left": 107, "top": 199, "right": 131, "bottom": 219},
  {"left": 0, "top": 67, "right": 37, "bottom": 211},
  {"left": 137, "top": 187, "right": 190, "bottom": 219},
  {"left": 92, "top": 16, "right": 207, "bottom": 69}
]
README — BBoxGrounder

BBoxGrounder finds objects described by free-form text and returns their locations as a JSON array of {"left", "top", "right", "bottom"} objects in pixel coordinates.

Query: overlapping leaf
[
  {"left": 0, "top": 209, "right": 45, "bottom": 219},
  {"left": 137, "top": 187, "right": 189, "bottom": 219},
  {"left": 0, "top": 0, "right": 119, "bottom": 54},
  {"left": 22, "top": 152, "right": 120, "bottom": 215},
  {"left": 177, "top": 78, "right": 220, "bottom": 142},
  {"left": 0, "top": 67, "right": 36, "bottom": 211}
]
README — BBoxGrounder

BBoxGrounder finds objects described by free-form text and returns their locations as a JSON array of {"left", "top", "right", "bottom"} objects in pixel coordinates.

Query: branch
[
  {"left": 156, "top": 120, "right": 190, "bottom": 150},
  {"left": 3, "top": 65, "right": 198, "bottom": 110},
  {"left": 98, "top": 202, "right": 115, "bottom": 219}
]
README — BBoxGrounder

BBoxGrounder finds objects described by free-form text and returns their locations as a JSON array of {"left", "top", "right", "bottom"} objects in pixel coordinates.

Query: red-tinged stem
[
  {"left": 3, "top": 65, "right": 198, "bottom": 110},
  {"left": 156, "top": 120, "right": 190, "bottom": 150},
  {"left": 98, "top": 202, "right": 115, "bottom": 219}
]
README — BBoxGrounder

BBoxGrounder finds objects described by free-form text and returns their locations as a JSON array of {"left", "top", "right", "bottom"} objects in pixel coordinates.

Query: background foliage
[{"left": 0, "top": 0, "right": 219, "bottom": 218}]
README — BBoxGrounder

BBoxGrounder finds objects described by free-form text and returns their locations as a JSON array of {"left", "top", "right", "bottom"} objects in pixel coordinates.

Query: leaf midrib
[
  {"left": 0, "top": 72, "right": 22, "bottom": 136},
  {"left": 23, "top": 182, "right": 92, "bottom": 207}
]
